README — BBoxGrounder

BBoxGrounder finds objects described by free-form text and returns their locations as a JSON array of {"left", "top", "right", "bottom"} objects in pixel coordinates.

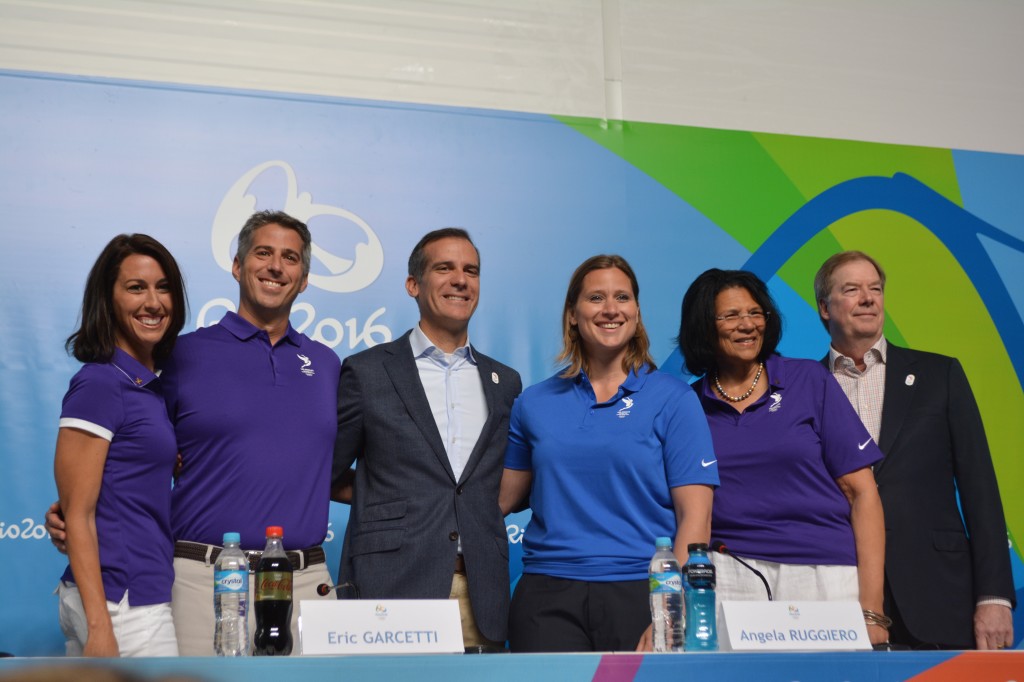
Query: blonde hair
[{"left": 557, "top": 254, "right": 655, "bottom": 378}]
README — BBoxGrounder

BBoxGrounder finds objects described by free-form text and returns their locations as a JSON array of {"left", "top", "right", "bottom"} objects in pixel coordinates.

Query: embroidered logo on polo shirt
[
  {"left": 768, "top": 392, "right": 782, "bottom": 413},
  {"left": 297, "top": 354, "right": 315, "bottom": 377},
  {"left": 617, "top": 396, "right": 634, "bottom": 419}
]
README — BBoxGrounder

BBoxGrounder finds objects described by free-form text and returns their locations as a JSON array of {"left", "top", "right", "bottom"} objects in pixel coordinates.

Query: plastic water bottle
[
  {"left": 684, "top": 542, "right": 718, "bottom": 651},
  {"left": 648, "top": 536, "right": 684, "bottom": 652},
  {"left": 214, "top": 532, "right": 249, "bottom": 656}
]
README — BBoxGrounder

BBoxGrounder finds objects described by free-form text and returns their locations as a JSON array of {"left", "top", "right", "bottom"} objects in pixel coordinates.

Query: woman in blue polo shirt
[
  {"left": 677, "top": 268, "right": 888, "bottom": 645},
  {"left": 500, "top": 254, "right": 718, "bottom": 652},
  {"left": 54, "top": 234, "right": 187, "bottom": 657}
]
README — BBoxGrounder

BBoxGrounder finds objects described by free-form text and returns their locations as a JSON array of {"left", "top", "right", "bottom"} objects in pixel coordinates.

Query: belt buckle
[{"left": 245, "top": 550, "right": 262, "bottom": 572}]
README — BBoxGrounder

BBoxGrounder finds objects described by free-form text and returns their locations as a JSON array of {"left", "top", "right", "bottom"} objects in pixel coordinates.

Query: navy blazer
[
  {"left": 332, "top": 331, "right": 522, "bottom": 642},
  {"left": 826, "top": 343, "right": 1014, "bottom": 646}
]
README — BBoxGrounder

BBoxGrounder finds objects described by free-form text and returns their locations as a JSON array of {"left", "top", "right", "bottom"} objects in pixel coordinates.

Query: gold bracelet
[{"left": 862, "top": 609, "right": 893, "bottom": 629}]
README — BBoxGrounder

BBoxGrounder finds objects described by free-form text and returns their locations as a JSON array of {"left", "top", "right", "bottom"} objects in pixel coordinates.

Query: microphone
[
  {"left": 711, "top": 540, "right": 773, "bottom": 601},
  {"left": 315, "top": 581, "right": 360, "bottom": 599}
]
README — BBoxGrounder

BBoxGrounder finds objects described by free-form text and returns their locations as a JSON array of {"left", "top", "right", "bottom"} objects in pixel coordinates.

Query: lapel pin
[
  {"left": 492, "top": 372, "right": 499, "bottom": 384},
  {"left": 905, "top": 374, "right": 915, "bottom": 386}
]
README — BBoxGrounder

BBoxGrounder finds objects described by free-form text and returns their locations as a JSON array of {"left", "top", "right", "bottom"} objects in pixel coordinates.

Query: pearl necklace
[{"left": 714, "top": 362, "right": 764, "bottom": 403}]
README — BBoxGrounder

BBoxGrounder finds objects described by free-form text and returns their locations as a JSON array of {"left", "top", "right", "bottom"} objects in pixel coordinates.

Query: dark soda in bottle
[{"left": 252, "top": 525, "right": 293, "bottom": 655}]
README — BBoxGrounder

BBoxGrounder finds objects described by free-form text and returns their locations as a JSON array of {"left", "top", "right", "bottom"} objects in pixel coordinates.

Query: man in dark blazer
[
  {"left": 331, "top": 228, "right": 521, "bottom": 648},
  {"left": 815, "top": 250, "right": 1014, "bottom": 649}
]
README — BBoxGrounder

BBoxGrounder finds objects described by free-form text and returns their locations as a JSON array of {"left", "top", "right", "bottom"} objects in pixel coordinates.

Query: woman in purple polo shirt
[
  {"left": 500, "top": 255, "right": 718, "bottom": 652},
  {"left": 678, "top": 268, "right": 889, "bottom": 645},
  {"left": 54, "top": 234, "right": 186, "bottom": 657}
]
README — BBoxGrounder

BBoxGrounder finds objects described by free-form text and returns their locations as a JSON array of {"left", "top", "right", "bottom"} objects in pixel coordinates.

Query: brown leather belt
[
  {"left": 454, "top": 554, "right": 466, "bottom": 574},
  {"left": 174, "top": 540, "right": 325, "bottom": 572}
]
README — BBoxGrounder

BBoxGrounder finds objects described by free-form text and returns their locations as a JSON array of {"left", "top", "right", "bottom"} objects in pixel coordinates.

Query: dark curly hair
[{"left": 677, "top": 268, "right": 781, "bottom": 377}]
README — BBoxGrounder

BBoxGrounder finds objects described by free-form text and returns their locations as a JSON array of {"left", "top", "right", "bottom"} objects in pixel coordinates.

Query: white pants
[
  {"left": 171, "top": 556, "right": 334, "bottom": 656},
  {"left": 57, "top": 581, "right": 178, "bottom": 657},
  {"left": 711, "top": 554, "right": 859, "bottom": 602},
  {"left": 711, "top": 553, "right": 859, "bottom": 635}
]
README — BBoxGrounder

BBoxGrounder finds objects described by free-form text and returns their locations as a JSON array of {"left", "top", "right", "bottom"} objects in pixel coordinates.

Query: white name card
[
  {"left": 721, "top": 600, "right": 871, "bottom": 651},
  {"left": 299, "top": 599, "right": 464, "bottom": 655}
]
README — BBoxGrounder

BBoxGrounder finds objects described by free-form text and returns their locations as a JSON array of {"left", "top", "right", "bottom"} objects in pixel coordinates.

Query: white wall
[{"left": 0, "top": 0, "right": 1021, "bottom": 152}]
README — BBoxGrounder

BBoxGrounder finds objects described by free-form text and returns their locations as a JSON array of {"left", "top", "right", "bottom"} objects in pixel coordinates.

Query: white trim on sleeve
[{"left": 59, "top": 418, "right": 114, "bottom": 442}]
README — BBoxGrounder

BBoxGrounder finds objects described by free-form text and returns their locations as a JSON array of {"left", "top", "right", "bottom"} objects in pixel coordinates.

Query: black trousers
[{"left": 509, "top": 573, "right": 650, "bottom": 652}]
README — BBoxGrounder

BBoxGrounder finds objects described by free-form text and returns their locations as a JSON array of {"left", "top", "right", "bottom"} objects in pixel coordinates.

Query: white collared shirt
[
  {"left": 828, "top": 335, "right": 887, "bottom": 444},
  {"left": 409, "top": 324, "right": 488, "bottom": 483}
]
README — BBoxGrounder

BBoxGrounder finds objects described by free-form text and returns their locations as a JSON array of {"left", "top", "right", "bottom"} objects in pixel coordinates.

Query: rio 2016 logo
[
  {"left": 198, "top": 161, "right": 393, "bottom": 350},
  {"left": 0, "top": 518, "right": 48, "bottom": 540},
  {"left": 506, "top": 524, "right": 525, "bottom": 544}
]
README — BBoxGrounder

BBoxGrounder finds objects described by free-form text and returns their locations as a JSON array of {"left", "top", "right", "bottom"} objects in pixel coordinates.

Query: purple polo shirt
[
  {"left": 58, "top": 348, "right": 176, "bottom": 606},
  {"left": 506, "top": 366, "right": 718, "bottom": 581},
  {"left": 163, "top": 312, "right": 340, "bottom": 550},
  {"left": 697, "top": 354, "right": 882, "bottom": 565}
]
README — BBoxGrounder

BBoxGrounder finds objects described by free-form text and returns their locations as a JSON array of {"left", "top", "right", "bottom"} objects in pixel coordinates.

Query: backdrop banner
[{"left": 1, "top": 70, "right": 1021, "bottom": 656}]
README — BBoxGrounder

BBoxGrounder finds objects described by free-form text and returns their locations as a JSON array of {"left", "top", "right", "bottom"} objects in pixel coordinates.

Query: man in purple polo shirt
[
  {"left": 163, "top": 210, "right": 339, "bottom": 655},
  {"left": 49, "top": 211, "right": 340, "bottom": 655}
]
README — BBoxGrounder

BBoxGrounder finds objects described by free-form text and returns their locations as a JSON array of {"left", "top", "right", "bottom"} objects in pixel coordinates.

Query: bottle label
[
  {"left": 685, "top": 562, "right": 716, "bottom": 588},
  {"left": 255, "top": 571, "right": 293, "bottom": 601},
  {"left": 649, "top": 572, "right": 682, "bottom": 593},
  {"left": 214, "top": 570, "right": 248, "bottom": 594}
]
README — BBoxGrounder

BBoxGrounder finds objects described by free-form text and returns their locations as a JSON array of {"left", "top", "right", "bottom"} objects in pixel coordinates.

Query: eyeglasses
[{"left": 715, "top": 311, "right": 769, "bottom": 327}]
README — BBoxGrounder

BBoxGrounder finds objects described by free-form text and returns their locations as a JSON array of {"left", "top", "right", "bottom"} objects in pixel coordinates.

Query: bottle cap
[
  {"left": 655, "top": 536, "right": 672, "bottom": 548},
  {"left": 222, "top": 532, "right": 241, "bottom": 544},
  {"left": 266, "top": 526, "right": 284, "bottom": 538},
  {"left": 687, "top": 542, "right": 709, "bottom": 552}
]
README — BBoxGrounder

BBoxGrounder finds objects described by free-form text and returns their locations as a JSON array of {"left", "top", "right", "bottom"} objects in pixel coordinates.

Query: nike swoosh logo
[
  {"left": 858, "top": 440, "right": 871, "bottom": 450},
  {"left": 701, "top": 458, "right": 717, "bottom": 468}
]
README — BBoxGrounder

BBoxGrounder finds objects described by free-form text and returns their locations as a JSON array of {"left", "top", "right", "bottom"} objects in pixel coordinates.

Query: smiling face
[
  {"left": 714, "top": 286, "right": 766, "bottom": 370},
  {"left": 819, "top": 258, "right": 885, "bottom": 349},
  {"left": 112, "top": 253, "right": 173, "bottom": 368},
  {"left": 232, "top": 222, "right": 309, "bottom": 326},
  {"left": 569, "top": 266, "right": 639, "bottom": 365},
  {"left": 405, "top": 236, "right": 480, "bottom": 351}
]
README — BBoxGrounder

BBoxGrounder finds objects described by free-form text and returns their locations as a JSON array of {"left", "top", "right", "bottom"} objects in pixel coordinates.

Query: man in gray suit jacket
[
  {"left": 815, "top": 250, "right": 1014, "bottom": 649},
  {"left": 331, "top": 228, "right": 521, "bottom": 648}
]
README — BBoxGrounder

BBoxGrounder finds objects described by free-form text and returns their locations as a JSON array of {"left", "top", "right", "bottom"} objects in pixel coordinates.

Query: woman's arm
[
  {"left": 636, "top": 484, "right": 714, "bottom": 651},
  {"left": 54, "top": 427, "right": 119, "bottom": 657},
  {"left": 499, "top": 468, "right": 533, "bottom": 516},
  {"left": 836, "top": 465, "right": 887, "bottom": 645},
  {"left": 670, "top": 484, "right": 714, "bottom": 565}
]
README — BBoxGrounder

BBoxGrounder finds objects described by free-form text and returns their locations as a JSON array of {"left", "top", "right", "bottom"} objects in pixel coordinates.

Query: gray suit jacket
[
  {"left": 825, "top": 344, "right": 1014, "bottom": 646},
  {"left": 332, "top": 330, "right": 522, "bottom": 642}
]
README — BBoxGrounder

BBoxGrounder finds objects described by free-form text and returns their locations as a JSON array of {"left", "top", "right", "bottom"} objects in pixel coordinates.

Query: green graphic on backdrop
[{"left": 556, "top": 116, "right": 1022, "bottom": 554}]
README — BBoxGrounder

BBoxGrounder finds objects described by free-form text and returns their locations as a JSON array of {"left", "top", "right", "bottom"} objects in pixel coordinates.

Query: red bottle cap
[{"left": 265, "top": 526, "right": 284, "bottom": 538}]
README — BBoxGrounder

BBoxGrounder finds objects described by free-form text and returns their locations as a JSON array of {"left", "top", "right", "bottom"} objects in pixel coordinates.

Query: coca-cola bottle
[{"left": 252, "top": 526, "right": 293, "bottom": 655}]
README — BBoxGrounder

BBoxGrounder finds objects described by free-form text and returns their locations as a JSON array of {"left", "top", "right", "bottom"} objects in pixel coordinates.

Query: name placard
[
  {"left": 299, "top": 599, "right": 463, "bottom": 655},
  {"left": 721, "top": 601, "right": 870, "bottom": 651}
]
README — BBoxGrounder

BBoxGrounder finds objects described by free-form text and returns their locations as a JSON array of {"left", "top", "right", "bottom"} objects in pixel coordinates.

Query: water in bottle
[
  {"left": 683, "top": 542, "right": 718, "bottom": 651},
  {"left": 214, "top": 531, "right": 249, "bottom": 656},
  {"left": 253, "top": 526, "right": 293, "bottom": 656},
  {"left": 648, "top": 536, "right": 684, "bottom": 652}
]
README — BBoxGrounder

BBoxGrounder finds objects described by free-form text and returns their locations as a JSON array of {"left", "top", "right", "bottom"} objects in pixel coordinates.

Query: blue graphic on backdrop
[{"left": 743, "top": 173, "right": 1024, "bottom": 383}]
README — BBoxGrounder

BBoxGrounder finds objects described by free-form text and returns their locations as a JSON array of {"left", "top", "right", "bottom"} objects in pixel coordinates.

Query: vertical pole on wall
[{"left": 601, "top": 0, "right": 624, "bottom": 125}]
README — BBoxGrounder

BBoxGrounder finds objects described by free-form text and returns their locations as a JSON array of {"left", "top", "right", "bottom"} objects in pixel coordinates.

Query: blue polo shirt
[
  {"left": 163, "top": 312, "right": 340, "bottom": 550},
  {"left": 505, "top": 365, "right": 718, "bottom": 581},
  {"left": 697, "top": 354, "right": 882, "bottom": 565},
  {"left": 58, "top": 348, "right": 176, "bottom": 606}
]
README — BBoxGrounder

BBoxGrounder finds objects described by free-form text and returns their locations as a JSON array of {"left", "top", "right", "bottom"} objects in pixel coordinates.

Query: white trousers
[
  {"left": 57, "top": 581, "right": 178, "bottom": 657},
  {"left": 711, "top": 553, "right": 859, "bottom": 602}
]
